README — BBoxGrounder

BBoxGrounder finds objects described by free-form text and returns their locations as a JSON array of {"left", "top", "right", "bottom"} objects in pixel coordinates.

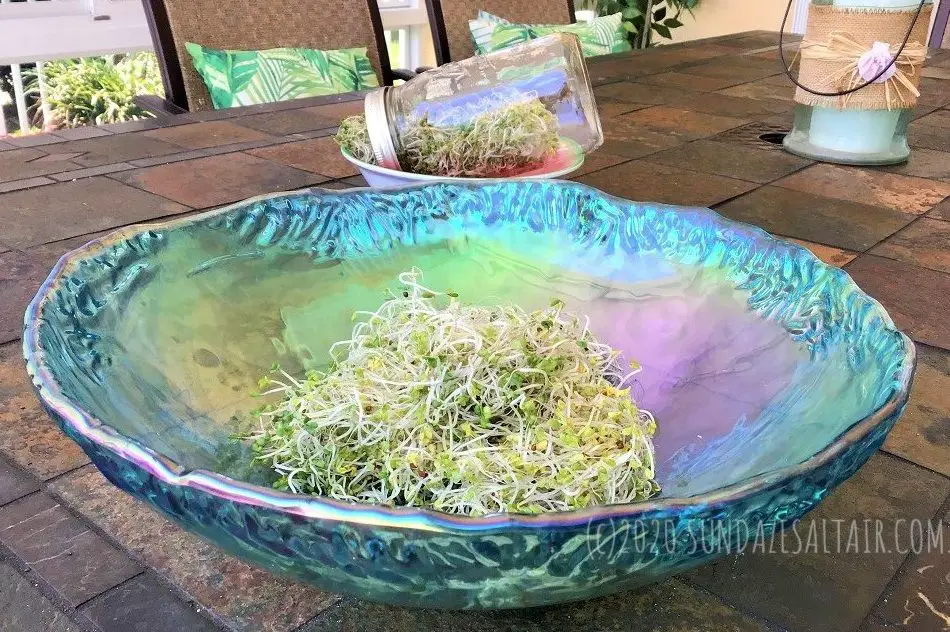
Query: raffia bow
[{"left": 797, "top": 32, "right": 927, "bottom": 110}]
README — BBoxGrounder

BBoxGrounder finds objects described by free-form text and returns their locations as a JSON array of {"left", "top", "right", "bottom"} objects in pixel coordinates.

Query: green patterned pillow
[
  {"left": 469, "top": 10, "right": 510, "bottom": 55},
  {"left": 185, "top": 43, "right": 379, "bottom": 109},
  {"left": 485, "top": 12, "right": 632, "bottom": 58}
]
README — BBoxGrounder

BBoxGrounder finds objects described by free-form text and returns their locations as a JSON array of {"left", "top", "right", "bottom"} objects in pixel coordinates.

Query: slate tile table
[{"left": 2, "top": 31, "right": 950, "bottom": 632}]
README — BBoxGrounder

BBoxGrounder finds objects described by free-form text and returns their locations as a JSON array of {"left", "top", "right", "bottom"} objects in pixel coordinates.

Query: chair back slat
[
  {"left": 143, "top": 0, "right": 393, "bottom": 111},
  {"left": 425, "top": 0, "right": 575, "bottom": 65}
]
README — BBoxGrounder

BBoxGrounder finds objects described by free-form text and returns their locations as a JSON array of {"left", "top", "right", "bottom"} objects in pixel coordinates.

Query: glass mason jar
[{"left": 364, "top": 33, "right": 603, "bottom": 175}]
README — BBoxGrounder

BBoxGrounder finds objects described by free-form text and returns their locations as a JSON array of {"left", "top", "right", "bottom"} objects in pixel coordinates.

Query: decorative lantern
[
  {"left": 782, "top": 0, "right": 932, "bottom": 165},
  {"left": 363, "top": 33, "right": 603, "bottom": 174}
]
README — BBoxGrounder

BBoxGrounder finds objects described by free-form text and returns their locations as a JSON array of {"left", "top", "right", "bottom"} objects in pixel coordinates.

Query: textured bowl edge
[{"left": 21, "top": 181, "right": 916, "bottom": 533}]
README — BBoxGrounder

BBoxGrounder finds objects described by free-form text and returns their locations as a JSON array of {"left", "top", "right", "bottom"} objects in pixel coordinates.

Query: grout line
[
  {"left": 71, "top": 570, "right": 146, "bottom": 610},
  {"left": 43, "top": 462, "right": 95, "bottom": 486},
  {"left": 877, "top": 450, "right": 950, "bottom": 484},
  {"left": 678, "top": 575, "right": 790, "bottom": 632},
  {"left": 40, "top": 475, "right": 233, "bottom": 632},
  {"left": 847, "top": 213, "right": 928, "bottom": 258},
  {"left": 0, "top": 498, "right": 107, "bottom": 632},
  {"left": 290, "top": 596, "right": 345, "bottom": 632},
  {"left": 0, "top": 451, "right": 43, "bottom": 507},
  {"left": 852, "top": 477, "right": 950, "bottom": 631}
]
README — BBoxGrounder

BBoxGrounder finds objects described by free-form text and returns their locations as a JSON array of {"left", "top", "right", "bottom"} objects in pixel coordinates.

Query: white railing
[
  {"left": 0, "top": 0, "right": 152, "bottom": 134},
  {"left": 0, "top": 0, "right": 429, "bottom": 135}
]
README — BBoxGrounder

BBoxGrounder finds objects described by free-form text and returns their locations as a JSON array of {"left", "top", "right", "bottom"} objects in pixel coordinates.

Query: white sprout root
[{"left": 247, "top": 268, "right": 659, "bottom": 516}]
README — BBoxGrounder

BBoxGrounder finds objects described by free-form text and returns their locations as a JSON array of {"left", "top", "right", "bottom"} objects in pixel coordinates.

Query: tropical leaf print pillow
[
  {"left": 185, "top": 43, "right": 379, "bottom": 109},
  {"left": 485, "top": 12, "right": 631, "bottom": 58}
]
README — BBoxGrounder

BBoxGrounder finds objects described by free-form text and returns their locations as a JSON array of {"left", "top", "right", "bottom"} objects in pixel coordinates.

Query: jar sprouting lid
[{"left": 364, "top": 88, "right": 401, "bottom": 171}]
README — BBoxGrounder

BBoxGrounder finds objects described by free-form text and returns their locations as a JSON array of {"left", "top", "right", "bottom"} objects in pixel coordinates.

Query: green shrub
[{"left": 29, "top": 53, "right": 164, "bottom": 128}]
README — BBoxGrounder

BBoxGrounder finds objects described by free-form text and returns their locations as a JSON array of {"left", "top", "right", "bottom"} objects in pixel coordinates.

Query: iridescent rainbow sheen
[{"left": 23, "top": 181, "right": 913, "bottom": 608}]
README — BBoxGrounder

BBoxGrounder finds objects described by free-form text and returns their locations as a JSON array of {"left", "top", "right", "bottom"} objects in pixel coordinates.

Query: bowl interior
[{"left": 31, "top": 182, "right": 909, "bottom": 501}]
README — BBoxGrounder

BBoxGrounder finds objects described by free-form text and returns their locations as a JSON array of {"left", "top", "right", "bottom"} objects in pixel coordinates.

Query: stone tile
[
  {"left": 929, "top": 197, "right": 950, "bottom": 221},
  {"left": 758, "top": 110, "right": 797, "bottom": 128},
  {"left": 0, "top": 342, "right": 92, "bottom": 476},
  {"left": 144, "top": 121, "right": 272, "bottom": 149},
  {"left": 922, "top": 66, "right": 950, "bottom": 80},
  {"left": 6, "top": 133, "right": 65, "bottom": 148},
  {"left": 0, "top": 177, "right": 188, "bottom": 249},
  {"left": 871, "top": 218, "right": 950, "bottom": 274},
  {"left": 302, "top": 101, "right": 364, "bottom": 125},
  {"left": 50, "top": 163, "right": 136, "bottom": 182},
  {"left": 619, "top": 106, "right": 749, "bottom": 141},
  {"left": 569, "top": 151, "right": 630, "bottom": 179},
  {"left": 0, "top": 148, "right": 79, "bottom": 183},
  {"left": 649, "top": 139, "right": 811, "bottom": 183},
  {"left": 907, "top": 120, "right": 950, "bottom": 152},
  {"left": 246, "top": 137, "right": 353, "bottom": 179},
  {"left": 845, "top": 255, "right": 950, "bottom": 349},
  {"left": 775, "top": 164, "right": 950, "bottom": 215},
  {"left": 340, "top": 175, "right": 368, "bottom": 187},
  {"left": 303, "top": 580, "right": 769, "bottom": 632},
  {"left": 728, "top": 32, "right": 793, "bottom": 51},
  {"left": 679, "top": 57, "right": 785, "bottom": 82},
  {"left": 871, "top": 507, "right": 950, "bottom": 630},
  {"left": 0, "top": 457, "right": 39, "bottom": 506},
  {"left": 0, "top": 139, "right": 16, "bottom": 151},
  {"left": 910, "top": 103, "right": 943, "bottom": 121},
  {"left": 671, "top": 92, "right": 792, "bottom": 119},
  {"left": 315, "top": 181, "right": 352, "bottom": 190},
  {"left": 45, "top": 134, "right": 185, "bottom": 168},
  {"left": 689, "top": 453, "right": 950, "bottom": 632},
  {"left": 597, "top": 98, "right": 650, "bottom": 120},
  {"left": 600, "top": 115, "right": 687, "bottom": 158},
  {"left": 0, "top": 247, "right": 62, "bottom": 344},
  {"left": 284, "top": 127, "right": 339, "bottom": 141},
  {"left": 914, "top": 108, "right": 950, "bottom": 130},
  {"left": 232, "top": 108, "right": 337, "bottom": 135},
  {"left": 0, "top": 492, "right": 141, "bottom": 605},
  {"left": 33, "top": 152, "right": 84, "bottom": 163},
  {"left": 51, "top": 126, "right": 113, "bottom": 141},
  {"left": 50, "top": 466, "right": 338, "bottom": 632},
  {"left": 917, "top": 78, "right": 950, "bottom": 107},
  {"left": 716, "top": 186, "right": 915, "bottom": 252},
  {"left": 578, "top": 160, "right": 756, "bottom": 207},
  {"left": 593, "top": 82, "right": 696, "bottom": 106},
  {"left": 788, "top": 238, "right": 858, "bottom": 267},
  {"left": 717, "top": 77, "right": 796, "bottom": 102},
  {"left": 80, "top": 573, "right": 218, "bottom": 632},
  {"left": 587, "top": 46, "right": 737, "bottom": 84},
  {"left": 883, "top": 344, "right": 950, "bottom": 477},
  {"left": 0, "top": 561, "right": 81, "bottom": 632},
  {"left": 112, "top": 153, "right": 321, "bottom": 209},
  {"left": 125, "top": 141, "right": 274, "bottom": 168},
  {"left": 637, "top": 71, "right": 745, "bottom": 92},
  {"left": 882, "top": 148, "right": 950, "bottom": 182},
  {"left": 0, "top": 176, "right": 56, "bottom": 193},
  {"left": 99, "top": 118, "right": 168, "bottom": 134}
]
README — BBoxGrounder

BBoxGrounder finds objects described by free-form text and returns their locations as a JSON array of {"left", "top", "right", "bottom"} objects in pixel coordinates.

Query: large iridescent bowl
[{"left": 23, "top": 181, "right": 913, "bottom": 609}]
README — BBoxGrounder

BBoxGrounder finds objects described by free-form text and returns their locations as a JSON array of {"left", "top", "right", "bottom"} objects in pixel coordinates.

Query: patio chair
[
  {"left": 425, "top": 0, "right": 576, "bottom": 65},
  {"left": 141, "top": 0, "right": 397, "bottom": 113}
]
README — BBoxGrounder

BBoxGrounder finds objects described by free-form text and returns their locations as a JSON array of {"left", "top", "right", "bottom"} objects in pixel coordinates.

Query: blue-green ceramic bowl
[{"left": 23, "top": 181, "right": 913, "bottom": 609}]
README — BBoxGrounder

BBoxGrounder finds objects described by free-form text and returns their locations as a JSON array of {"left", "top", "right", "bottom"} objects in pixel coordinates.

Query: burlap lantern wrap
[{"left": 795, "top": 3, "right": 931, "bottom": 110}]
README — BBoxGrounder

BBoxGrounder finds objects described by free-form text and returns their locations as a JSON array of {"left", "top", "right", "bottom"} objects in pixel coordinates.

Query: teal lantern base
[{"left": 782, "top": 104, "right": 913, "bottom": 166}]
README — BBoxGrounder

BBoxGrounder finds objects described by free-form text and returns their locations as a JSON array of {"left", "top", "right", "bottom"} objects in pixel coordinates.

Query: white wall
[{"left": 669, "top": 0, "right": 790, "bottom": 43}]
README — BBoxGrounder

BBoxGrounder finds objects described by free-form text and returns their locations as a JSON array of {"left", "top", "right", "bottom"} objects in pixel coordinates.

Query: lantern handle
[{"left": 779, "top": 0, "right": 928, "bottom": 97}]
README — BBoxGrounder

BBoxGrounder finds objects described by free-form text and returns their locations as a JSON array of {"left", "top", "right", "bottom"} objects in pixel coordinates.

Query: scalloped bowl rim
[{"left": 22, "top": 181, "right": 915, "bottom": 533}]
